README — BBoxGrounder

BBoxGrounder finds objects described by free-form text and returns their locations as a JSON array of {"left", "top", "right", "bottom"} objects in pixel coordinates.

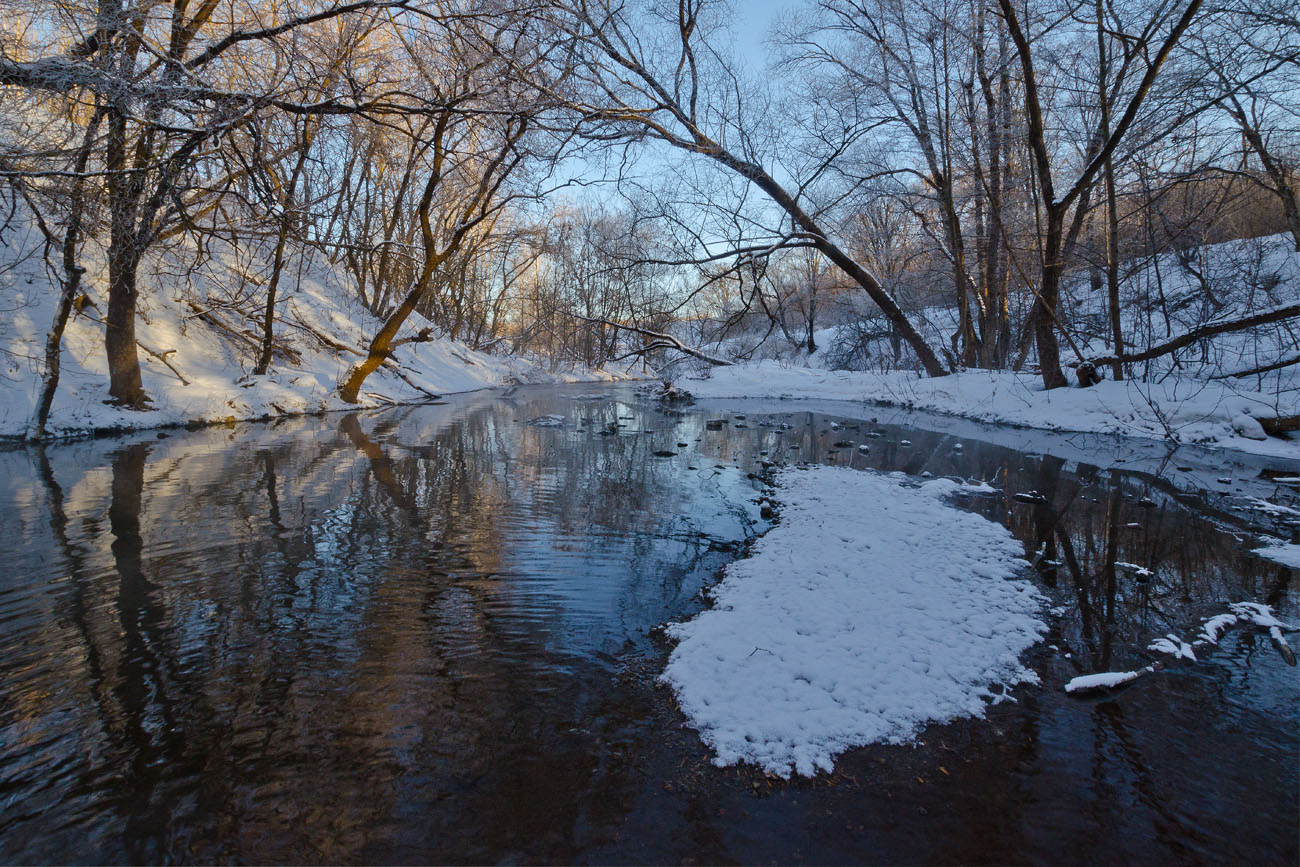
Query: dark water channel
[{"left": 0, "top": 384, "right": 1295, "bottom": 864}]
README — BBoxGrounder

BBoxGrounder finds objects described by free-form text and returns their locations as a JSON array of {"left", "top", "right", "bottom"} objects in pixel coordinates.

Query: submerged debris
[
  {"left": 1065, "top": 665, "right": 1160, "bottom": 695},
  {"left": 1068, "top": 601, "right": 1299, "bottom": 696}
]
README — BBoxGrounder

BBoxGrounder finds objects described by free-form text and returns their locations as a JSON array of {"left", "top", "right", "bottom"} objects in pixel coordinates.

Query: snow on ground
[
  {"left": 659, "top": 466, "right": 1046, "bottom": 778},
  {"left": 681, "top": 364, "right": 1297, "bottom": 458},
  {"left": 683, "top": 234, "right": 1298, "bottom": 457},
  {"left": 0, "top": 217, "right": 631, "bottom": 439},
  {"left": 1254, "top": 543, "right": 1300, "bottom": 569}
]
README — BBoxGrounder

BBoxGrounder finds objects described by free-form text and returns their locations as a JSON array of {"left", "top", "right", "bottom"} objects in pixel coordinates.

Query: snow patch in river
[{"left": 659, "top": 466, "right": 1046, "bottom": 778}]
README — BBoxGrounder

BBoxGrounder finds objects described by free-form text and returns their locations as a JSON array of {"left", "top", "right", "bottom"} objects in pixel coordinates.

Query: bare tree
[
  {"left": 536, "top": 0, "right": 950, "bottom": 376},
  {"left": 1, "top": 0, "right": 412, "bottom": 407},
  {"left": 337, "top": 9, "right": 554, "bottom": 402},
  {"left": 996, "top": 0, "right": 1204, "bottom": 389}
]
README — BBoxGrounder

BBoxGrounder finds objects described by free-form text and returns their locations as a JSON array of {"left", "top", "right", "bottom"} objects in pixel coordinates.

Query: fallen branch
[
  {"left": 138, "top": 343, "right": 189, "bottom": 385},
  {"left": 1207, "top": 354, "right": 1300, "bottom": 380},
  {"left": 570, "top": 314, "right": 732, "bottom": 367},
  {"left": 186, "top": 299, "right": 302, "bottom": 365},
  {"left": 78, "top": 310, "right": 189, "bottom": 385},
  {"left": 1089, "top": 303, "right": 1300, "bottom": 367},
  {"left": 281, "top": 311, "right": 363, "bottom": 355},
  {"left": 385, "top": 365, "right": 441, "bottom": 400}
]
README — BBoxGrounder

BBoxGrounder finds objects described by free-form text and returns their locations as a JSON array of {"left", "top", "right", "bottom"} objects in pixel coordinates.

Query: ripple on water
[{"left": 0, "top": 384, "right": 1294, "bottom": 864}]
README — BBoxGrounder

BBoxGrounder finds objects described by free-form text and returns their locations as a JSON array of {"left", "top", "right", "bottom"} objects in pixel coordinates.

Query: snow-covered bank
[
  {"left": 681, "top": 365, "right": 1297, "bottom": 458},
  {"left": 0, "top": 224, "right": 632, "bottom": 439},
  {"left": 1255, "top": 543, "right": 1300, "bottom": 569},
  {"left": 660, "top": 467, "right": 1046, "bottom": 778}
]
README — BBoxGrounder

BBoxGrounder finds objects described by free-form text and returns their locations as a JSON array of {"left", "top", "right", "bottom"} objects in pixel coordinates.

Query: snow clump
[{"left": 660, "top": 466, "right": 1046, "bottom": 778}]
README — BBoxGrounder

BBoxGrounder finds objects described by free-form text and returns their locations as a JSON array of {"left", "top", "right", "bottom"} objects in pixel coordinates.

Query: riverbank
[
  {"left": 680, "top": 363, "right": 1298, "bottom": 459},
  {"left": 0, "top": 275, "right": 634, "bottom": 440}
]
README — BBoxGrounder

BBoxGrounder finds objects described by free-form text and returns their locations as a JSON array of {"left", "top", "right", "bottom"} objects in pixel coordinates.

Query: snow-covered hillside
[
  {"left": 680, "top": 234, "right": 1299, "bottom": 456},
  {"left": 0, "top": 213, "right": 631, "bottom": 439}
]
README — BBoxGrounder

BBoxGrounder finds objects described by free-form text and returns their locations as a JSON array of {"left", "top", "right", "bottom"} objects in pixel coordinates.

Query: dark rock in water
[
  {"left": 706, "top": 420, "right": 726, "bottom": 430},
  {"left": 759, "top": 460, "right": 776, "bottom": 469},
  {"left": 653, "top": 450, "right": 677, "bottom": 458},
  {"left": 760, "top": 505, "right": 775, "bottom": 520},
  {"left": 866, "top": 431, "right": 883, "bottom": 438},
  {"left": 156, "top": 432, "right": 169, "bottom": 439},
  {"left": 734, "top": 423, "right": 748, "bottom": 428},
  {"left": 1014, "top": 491, "right": 1048, "bottom": 503},
  {"left": 734, "top": 414, "right": 746, "bottom": 420},
  {"left": 833, "top": 440, "right": 853, "bottom": 448},
  {"left": 677, "top": 442, "right": 689, "bottom": 447},
  {"left": 688, "top": 466, "right": 698, "bottom": 470},
  {"left": 651, "top": 382, "right": 695, "bottom": 405},
  {"left": 1138, "top": 497, "right": 1157, "bottom": 507},
  {"left": 857, "top": 444, "right": 870, "bottom": 453}
]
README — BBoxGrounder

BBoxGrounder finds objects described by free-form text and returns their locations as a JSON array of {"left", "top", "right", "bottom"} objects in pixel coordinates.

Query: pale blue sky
[
  {"left": 730, "top": 0, "right": 796, "bottom": 70},
  {"left": 548, "top": 0, "right": 802, "bottom": 204}
]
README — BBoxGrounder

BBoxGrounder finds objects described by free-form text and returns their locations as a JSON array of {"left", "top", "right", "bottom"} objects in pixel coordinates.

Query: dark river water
[{"left": 0, "top": 383, "right": 1295, "bottom": 865}]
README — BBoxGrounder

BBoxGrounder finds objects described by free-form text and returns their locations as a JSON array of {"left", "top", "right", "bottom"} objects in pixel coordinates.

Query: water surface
[{"left": 0, "top": 384, "right": 1295, "bottom": 864}]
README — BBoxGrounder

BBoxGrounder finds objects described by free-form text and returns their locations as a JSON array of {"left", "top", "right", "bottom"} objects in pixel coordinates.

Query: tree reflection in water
[{"left": 0, "top": 387, "right": 1293, "bottom": 864}]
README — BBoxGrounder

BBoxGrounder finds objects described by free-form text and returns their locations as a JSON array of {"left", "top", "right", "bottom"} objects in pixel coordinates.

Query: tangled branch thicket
[{"left": 1, "top": 0, "right": 1297, "bottom": 432}]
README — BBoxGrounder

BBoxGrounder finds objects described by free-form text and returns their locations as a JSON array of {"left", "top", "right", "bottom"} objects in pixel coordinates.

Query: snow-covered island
[{"left": 661, "top": 467, "right": 1047, "bottom": 777}]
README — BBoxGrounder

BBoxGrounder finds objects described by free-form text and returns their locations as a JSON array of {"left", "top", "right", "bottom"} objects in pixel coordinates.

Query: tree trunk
[
  {"left": 339, "top": 276, "right": 432, "bottom": 403},
  {"left": 255, "top": 133, "right": 312, "bottom": 376},
  {"left": 31, "top": 109, "right": 102, "bottom": 438},
  {"left": 1034, "top": 212, "right": 1070, "bottom": 389},
  {"left": 1105, "top": 162, "right": 1123, "bottom": 381},
  {"left": 104, "top": 106, "right": 149, "bottom": 408},
  {"left": 1096, "top": 0, "right": 1123, "bottom": 381},
  {"left": 105, "top": 249, "right": 147, "bottom": 406}
]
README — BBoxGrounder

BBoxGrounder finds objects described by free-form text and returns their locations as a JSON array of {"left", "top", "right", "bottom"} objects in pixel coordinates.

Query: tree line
[{"left": 1, "top": 0, "right": 1297, "bottom": 436}]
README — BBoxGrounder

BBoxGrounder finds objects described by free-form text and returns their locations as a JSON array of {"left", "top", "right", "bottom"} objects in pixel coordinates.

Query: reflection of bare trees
[
  {"left": 0, "top": 397, "right": 1292, "bottom": 861},
  {"left": 2, "top": 393, "right": 771, "bottom": 860}
]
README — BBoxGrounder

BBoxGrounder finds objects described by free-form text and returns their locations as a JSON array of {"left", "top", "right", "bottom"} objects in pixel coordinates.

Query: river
[{"left": 0, "top": 383, "right": 1295, "bottom": 864}]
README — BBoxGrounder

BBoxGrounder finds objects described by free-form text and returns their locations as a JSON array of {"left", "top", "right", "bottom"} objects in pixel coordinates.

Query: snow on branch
[
  {"left": 570, "top": 314, "right": 733, "bottom": 366},
  {"left": 1088, "top": 302, "right": 1300, "bottom": 367}
]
